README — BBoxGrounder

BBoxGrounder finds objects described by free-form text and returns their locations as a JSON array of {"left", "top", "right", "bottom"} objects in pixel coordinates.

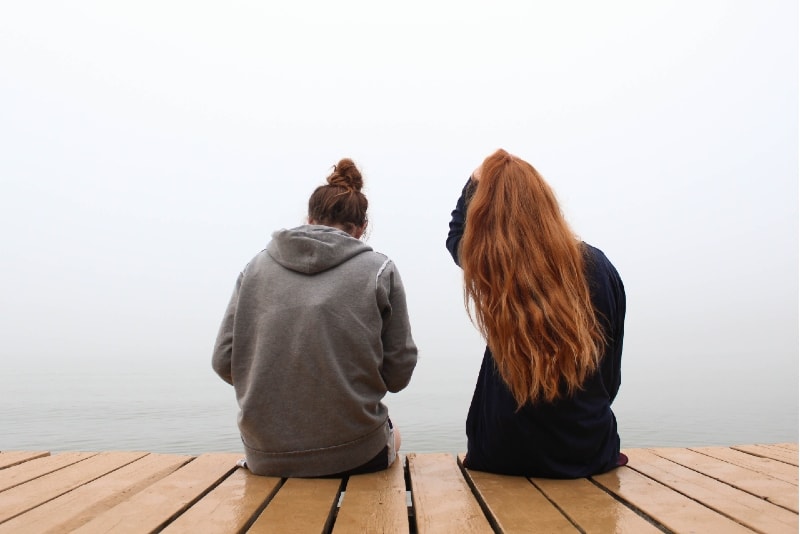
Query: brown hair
[
  {"left": 308, "top": 158, "right": 368, "bottom": 236},
  {"left": 460, "top": 149, "right": 605, "bottom": 407}
]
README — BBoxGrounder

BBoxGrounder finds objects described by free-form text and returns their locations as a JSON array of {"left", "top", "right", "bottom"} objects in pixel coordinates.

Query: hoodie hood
[{"left": 266, "top": 224, "right": 372, "bottom": 274}]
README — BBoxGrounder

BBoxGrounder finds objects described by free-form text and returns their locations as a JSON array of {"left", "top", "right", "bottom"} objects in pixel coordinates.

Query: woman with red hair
[{"left": 446, "top": 149, "right": 627, "bottom": 477}]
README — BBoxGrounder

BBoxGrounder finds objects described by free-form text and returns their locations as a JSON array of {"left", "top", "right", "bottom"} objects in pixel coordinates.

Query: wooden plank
[
  {"left": 0, "top": 451, "right": 147, "bottom": 524},
  {"left": 0, "top": 451, "right": 96, "bottom": 492},
  {"left": 774, "top": 443, "right": 799, "bottom": 452},
  {"left": 248, "top": 477, "right": 341, "bottom": 534},
  {"left": 457, "top": 456, "right": 577, "bottom": 533},
  {"left": 690, "top": 446, "right": 798, "bottom": 485},
  {"left": 651, "top": 447, "right": 798, "bottom": 512},
  {"left": 732, "top": 444, "right": 799, "bottom": 466},
  {"left": 592, "top": 466, "right": 754, "bottom": 533},
  {"left": 626, "top": 448, "right": 797, "bottom": 533},
  {"left": 0, "top": 452, "right": 50, "bottom": 470},
  {"left": 161, "top": 467, "right": 281, "bottom": 533},
  {"left": 532, "top": 477, "right": 662, "bottom": 533},
  {"left": 406, "top": 453, "right": 492, "bottom": 534},
  {"left": 0, "top": 453, "right": 190, "bottom": 534},
  {"left": 333, "top": 457, "right": 409, "bottom": 534},
  {"left": 71, "top": 453, "right": 242, "bottom": 534}
]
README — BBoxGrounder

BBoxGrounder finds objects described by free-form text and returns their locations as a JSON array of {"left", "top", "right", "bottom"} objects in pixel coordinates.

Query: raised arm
[{"left": 445, "top": 177, "right": 475, "bottom": 267}]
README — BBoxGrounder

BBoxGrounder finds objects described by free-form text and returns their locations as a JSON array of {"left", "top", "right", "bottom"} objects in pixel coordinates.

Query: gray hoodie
[{"left": 212, "top": 225, "right": 418, "bottom": 477}]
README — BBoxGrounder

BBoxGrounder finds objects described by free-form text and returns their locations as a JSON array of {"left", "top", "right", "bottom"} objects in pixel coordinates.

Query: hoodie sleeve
[
  {"left": 376, "top": 261, "right": 418, "bottom": 393},
  {"left": 445, "top": 178, "right": 474, "bottom": 267},
  {"left": 212, "top": 272, "right": 243, "bottom": 385}
]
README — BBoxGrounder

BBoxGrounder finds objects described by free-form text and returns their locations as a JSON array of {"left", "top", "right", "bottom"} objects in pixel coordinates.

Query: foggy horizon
[{"left": 2, "top": 2, "right": 797, "bottom": 449}]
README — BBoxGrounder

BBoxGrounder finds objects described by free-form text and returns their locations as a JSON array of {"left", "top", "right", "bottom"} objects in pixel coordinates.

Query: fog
[{"left": 2, "top": 2, "right": 797, "bottom": 446}]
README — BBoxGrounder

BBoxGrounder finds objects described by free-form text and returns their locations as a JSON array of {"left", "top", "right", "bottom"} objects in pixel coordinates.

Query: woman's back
[
  {"left": 462, "top": 244, "right": 625, "bottom": 477},
  {"left": 213, "top": 159, "right": 417, "bottom": 477},
  {"left": 447, "top": 149, "right": 626, "bottom": 477}
]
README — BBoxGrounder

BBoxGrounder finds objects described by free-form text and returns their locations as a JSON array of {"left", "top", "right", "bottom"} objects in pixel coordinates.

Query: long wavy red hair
[{"left": 461, "top": 149, "right": 605, "bottom": 407}]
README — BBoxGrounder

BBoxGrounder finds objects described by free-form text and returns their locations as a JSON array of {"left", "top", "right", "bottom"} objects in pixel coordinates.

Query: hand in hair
[{"left": 470, "top": 164, "right": 482, "bottom": 182}]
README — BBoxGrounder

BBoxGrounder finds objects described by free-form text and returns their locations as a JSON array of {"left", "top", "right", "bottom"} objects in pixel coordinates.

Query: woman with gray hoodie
[{"left": 212, "top": 158, "right": 418, "bottom": 477}]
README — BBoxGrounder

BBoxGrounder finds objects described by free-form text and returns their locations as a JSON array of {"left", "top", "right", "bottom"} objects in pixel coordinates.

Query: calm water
[{"left": 2, "top": 352, "right": 797, "bottom": 455}]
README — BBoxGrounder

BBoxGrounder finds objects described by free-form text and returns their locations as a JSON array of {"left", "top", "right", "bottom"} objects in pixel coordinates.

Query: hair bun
[{"left": 327, "top": 158, "right": 363, "bottom": 192}]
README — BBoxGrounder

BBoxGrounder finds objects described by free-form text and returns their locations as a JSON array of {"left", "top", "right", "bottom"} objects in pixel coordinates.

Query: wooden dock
[{"left": 0, "top": 443, "right": 796, "bottom": 533}]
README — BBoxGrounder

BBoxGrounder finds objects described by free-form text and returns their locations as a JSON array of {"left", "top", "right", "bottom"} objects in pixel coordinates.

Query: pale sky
[{"left": 1, "top": 1, "right": 797, "bottom": 439}]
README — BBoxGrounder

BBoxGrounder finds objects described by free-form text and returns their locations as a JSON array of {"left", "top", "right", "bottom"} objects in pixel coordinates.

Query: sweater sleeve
[
  {"left": 377, "top": 262, "right": 418, "bottom": 393},
  {"left": 445, "top": 178, "right": 474, "bottom": 267},
  {"left": 601, "top": 261, "right": 626, "bottom": 403},
  {"left": 211, "top": 273, "right": 243, "bottom": 385}
]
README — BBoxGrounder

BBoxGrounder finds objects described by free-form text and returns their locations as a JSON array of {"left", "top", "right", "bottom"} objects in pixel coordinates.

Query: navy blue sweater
[{"left": 447, "top": 179, "right": 626, "bottom": 478}]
